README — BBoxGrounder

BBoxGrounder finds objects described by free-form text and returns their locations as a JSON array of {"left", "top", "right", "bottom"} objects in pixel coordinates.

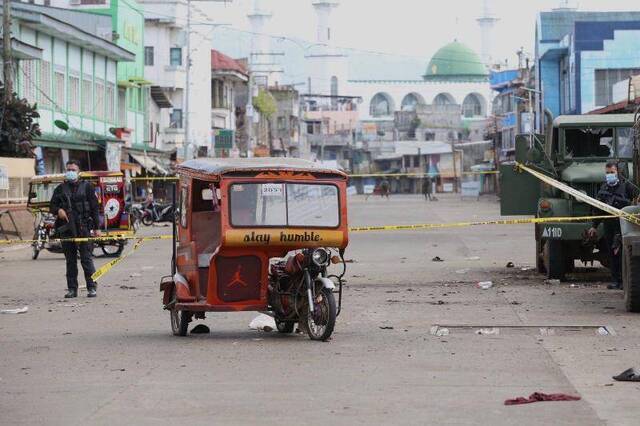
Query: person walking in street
[
  {"left": 50, "top": 160, "right": 101, "bottom": 298},
  {"left": 380, "top": 178, "right": 391, "bottom": 199},
  {"left": 423, "top": 176, "right": 433, "bottom": 201},
  {"left": 588, "top": 161, "right": 638, "bottom": 290}
]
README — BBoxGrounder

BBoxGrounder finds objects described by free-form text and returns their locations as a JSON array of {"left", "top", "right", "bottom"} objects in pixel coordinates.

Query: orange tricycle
[{"left": 160, "top": 158, "right": 349, "bottom": 341}]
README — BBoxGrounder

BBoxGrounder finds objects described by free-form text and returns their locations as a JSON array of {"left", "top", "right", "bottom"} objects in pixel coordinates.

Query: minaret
[
  {"left": 476, "top": 0, "right": 499, "bottom": 67},
  {"left": 247, "top": 0, "right": 283, "bottom": 86},
  {"left": 306, "top": 0, "right": 348, "bottom": 96}
]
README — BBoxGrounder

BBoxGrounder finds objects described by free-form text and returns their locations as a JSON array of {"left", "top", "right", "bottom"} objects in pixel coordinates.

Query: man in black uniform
[
  {"left": 50, "top": 160, "right": 101, "bottom": 298},
  {"left": 588, "top": 161, "right": 638, "bottom": 290}
]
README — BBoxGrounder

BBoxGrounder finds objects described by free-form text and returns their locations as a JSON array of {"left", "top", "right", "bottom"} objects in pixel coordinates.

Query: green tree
[{"left": 0, "top": 83, "right": 41, "bottom": 157}]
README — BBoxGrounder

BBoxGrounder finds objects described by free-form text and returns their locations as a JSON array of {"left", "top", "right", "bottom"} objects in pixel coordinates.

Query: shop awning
[
  {"left": 129, "top": 153, "right": 169, "bottom": 175},
  {"left": 33, "top": 133, "right": 103, "bottom": 152}
]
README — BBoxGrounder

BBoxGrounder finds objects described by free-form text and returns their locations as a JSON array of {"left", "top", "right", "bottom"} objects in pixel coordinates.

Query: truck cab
[{"left": 500, "top": 114, "right": 636, "bottom": 280}]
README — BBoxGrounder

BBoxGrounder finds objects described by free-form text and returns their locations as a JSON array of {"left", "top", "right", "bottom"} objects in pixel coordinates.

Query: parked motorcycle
[
  {"left": 268, "top": 248, "right": 345, "bottom": 341},
  {"left": 31, "top": 212, "right": 63, "bottom": 259},
  {"left": 143, "top": 202, "right": 175, "bottom": 226}
]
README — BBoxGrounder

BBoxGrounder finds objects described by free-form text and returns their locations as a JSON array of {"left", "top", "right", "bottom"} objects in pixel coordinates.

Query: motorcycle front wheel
[
  {"left": 31, "top": 231, "right": 41, "bottom": 260},
  {"left": 100, "top": 242, "right": 124, "bottom": 257},
  {"left": 301, "top": 287, "right": 336, "bottom": 341},
  {"left": 142, "top": 214, "right": 154, "bottom": 226}
]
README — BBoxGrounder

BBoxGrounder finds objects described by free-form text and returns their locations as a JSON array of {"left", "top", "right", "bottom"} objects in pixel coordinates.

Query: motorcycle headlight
[{"left": 311, "top": 248, "right": 330, "bottom": 267}]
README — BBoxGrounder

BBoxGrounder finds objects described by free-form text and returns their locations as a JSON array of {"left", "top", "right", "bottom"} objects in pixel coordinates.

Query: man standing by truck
[{"left": 588, "top": 161, "right": 638, "bottom": 290}]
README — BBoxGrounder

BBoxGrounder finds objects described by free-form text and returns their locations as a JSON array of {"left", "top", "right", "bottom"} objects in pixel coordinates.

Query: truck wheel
[
  {"left": 543, "top": 240, "right": 566, "bottom": 281},
  {"left": 624, "top": 247, "right": 640, "bottom": 313},
  {"left": 535, "top": 226, "right": 546, "bottom": 273}
]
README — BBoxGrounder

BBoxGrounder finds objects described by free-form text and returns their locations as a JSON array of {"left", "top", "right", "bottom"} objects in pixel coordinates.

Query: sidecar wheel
[
  {"left": 301, "top": 288, "right": 336, "bottom": 341},
  {"left": 170, "top": 308, "right": 190, "bottom": 336}
]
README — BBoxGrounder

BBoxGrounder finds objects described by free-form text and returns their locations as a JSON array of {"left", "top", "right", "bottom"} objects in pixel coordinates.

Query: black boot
[
  {"left": 87, "top": 288, "right": 97, "bottom": 298},
  {"left": 64, "top": 289, "right": 78, "bottom": 298}
]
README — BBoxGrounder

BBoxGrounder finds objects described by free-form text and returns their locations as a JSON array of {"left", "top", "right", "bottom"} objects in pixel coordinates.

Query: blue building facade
[{"left": 536, "top": 10, "right": 640, "bottom": 122}]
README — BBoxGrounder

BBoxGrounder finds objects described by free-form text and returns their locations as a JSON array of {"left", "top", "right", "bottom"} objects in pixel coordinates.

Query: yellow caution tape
[
  {"left": 348, "top": 215, "right": 618, "bottom": 232},
  {"left": 0, "top": 234, "right": 173, "bottom": 245},
  {"left": 349, "top": 171, "right": 498, "bottom": 178},
  {"left": 91, "top": 238, "right": 146, "bottom": 282},
  {"left": 516, "top": 162, "right": 640, "bottom": 226}
]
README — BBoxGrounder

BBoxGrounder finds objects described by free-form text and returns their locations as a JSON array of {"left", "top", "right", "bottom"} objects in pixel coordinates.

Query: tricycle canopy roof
[
  {"left": 553, "top": 114, "right": 635, "bottom": 128},
  {"left": 29, "top": 171, "right": 123, "bottom": 184},
  {"left": 176, "top": 158, "right": 347, "bottom": 179}
]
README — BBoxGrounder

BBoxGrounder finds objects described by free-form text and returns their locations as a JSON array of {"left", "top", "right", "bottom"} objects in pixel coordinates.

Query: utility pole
[
  {"left": 3, "top": 0, "right": 13, "bottom": 102},
  {"left": 183, "top": 0, "right": 192, "bottom": 161}
]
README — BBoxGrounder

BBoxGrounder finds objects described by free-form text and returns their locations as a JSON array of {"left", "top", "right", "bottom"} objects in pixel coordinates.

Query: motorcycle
[
  {"left": 269, "top": 248, "right": 346, "bottom": 341},
  {"left": 31, "top": 212, "right": 63, "bottom": 259},
  {"left": 143, "top": 202, "right": 175, "bottom": 226}
]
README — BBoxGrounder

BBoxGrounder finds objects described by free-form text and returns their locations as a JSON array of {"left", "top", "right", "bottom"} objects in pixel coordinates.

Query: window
[
  {"left": 401, "top": 94, "right": 421, "bottom": 112},
  {"left": 434, "top": 93, "right": 453, "bottom": 106},
  {"left": 95, "top": 78, "right": 105, "bottom": 120},
  {"left": 277, "top": 116, "right": 286, "bottom": 130},
  {"left": 68, "top": 75, "right": 80, "bottom": 113},
  {"left": 331, "top": 76, "right": 338, "bottom": 97},
  {"left": 370, "top": 93, "right": 392, "bottom": 117},
  {"left": 229, "top": 183, "right": 339, "bottom": 227},
  {"left": 595, "top": 68, "right": 640, "bottom": 107},
  {"left": 170, "top": 48, "right": 182, "bottom": 66},
  {"left": 106, "top": 83, "right": 115, "bottom": 122},
  {"left": 39, "top": 61, "right": 51, "bottom": 107},
  {"left": 54, "top": 71, "right": 65, "bottom": 109},
  {"left": 118, "top": 88, "right": 126, "bottom": 125},
  {"left": 170, "top": 109, "right": 183, "bottom": 128},
  {"left": 22, "top": 60, "right": 36, "bottom": 103},
  {"left": 617, "top": 128, "right": 634, "bottom": 158},
  {"left": 462, "top": 94, "right": 483, "bottom": 118},
  {"left": 82, "top": 76, "right": 92, "bottom": 115},
  {"left": 212, "top": 79, "right": 225, "bottom": 108},
  {"left": 564, "top": 128, "right": 614, "bottom": 158},
  {"left": 144, "top": 46, "right": 154, "bottom": 66},
  {"left": 307, "top": 121, "right": 315, "bottom": 134}
]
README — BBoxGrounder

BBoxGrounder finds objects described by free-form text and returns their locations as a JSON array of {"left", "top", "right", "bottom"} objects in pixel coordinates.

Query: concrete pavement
[{"left": 1, "top": 194, "right": 639, "bottom": 425}]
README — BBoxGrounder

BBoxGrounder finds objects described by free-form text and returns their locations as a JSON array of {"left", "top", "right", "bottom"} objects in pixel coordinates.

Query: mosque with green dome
[{"left": 347, "top": 40, "right": 492, "bottom": 127}]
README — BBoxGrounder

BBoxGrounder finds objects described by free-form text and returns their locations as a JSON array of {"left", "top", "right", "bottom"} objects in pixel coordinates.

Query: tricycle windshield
[{"left": 229, "top": 183, "right": 339, "bottom": 228}]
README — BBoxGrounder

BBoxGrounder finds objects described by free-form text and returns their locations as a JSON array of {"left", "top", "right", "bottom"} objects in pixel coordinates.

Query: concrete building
[
  {"left": 2, "top": 3, "right": 136, "bottom": 174},
  {"left": 535, "top": 8, "right": 640, "bottom": 121},
  {"left": 211, "top": 49, "right": 248, "bottom": 157},
  {"left": 141, "top": 0, "right": 218, "bottom": 159}
]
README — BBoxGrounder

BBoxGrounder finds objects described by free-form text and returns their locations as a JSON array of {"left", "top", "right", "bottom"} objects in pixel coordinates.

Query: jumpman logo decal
[{"left": 227, "top": 265, "right": 248, "bottom": 288}]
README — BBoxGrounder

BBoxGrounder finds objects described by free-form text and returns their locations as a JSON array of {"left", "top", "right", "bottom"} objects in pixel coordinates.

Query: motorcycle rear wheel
[{"left": 142, "top": 215, "right": 154, "bottom": 226}]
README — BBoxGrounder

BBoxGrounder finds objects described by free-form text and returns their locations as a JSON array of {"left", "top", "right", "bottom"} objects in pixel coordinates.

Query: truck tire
[
  {"left": 624, "top": 247, "right": 640, "bottom": 313},
  {"left": 544, "top": 240, "right": 566, "bottom": 281},
  {"left": 535, "top": 226, "right": 546, "bottom": 273}
]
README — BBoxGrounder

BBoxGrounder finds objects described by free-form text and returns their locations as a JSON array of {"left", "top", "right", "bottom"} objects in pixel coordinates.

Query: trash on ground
[
  {"left": 379, "top": 326, "right": 394, "bottom": 330},
  {"left": 476, "top": 281, "right": 493, "bottom": 290},
  {"left": 545, "top": 279, "right": 561, "bottom": 285},
  {"left": 129, "top": 273, "right": 142, "bottom": 278},
  {"left": 521, "top": 267, "right": 532, "bottom": 271},
  {"left": 475, "top": 327, "right": 500, "bottom": 335},
  {"left": 248, "top": 314, "right": 276, "bottom": 332},
  {"left": 0, "top": 306, "right": 28, "bottom": 314},
  {"left": 190, "top": 324, "right": 210, "bottom": 334},
  {"left": 430, "top": 326, "right": 449, "bottom": 337},
  {"left": 612, "top": 368, "right": 640, "bottom": 382},
  {"left": 466, "top": 256, "right": 481, "bottom": 261},
  {"left": 597, "top": 327, "right": 610, "bottom": 336},
  {"left": 505, "top": 262, "right": 515, "bottom": 268},
  {"left": 119, "top": 285, "right": 137, "bottom": 290},
  {"left": 432, "top": 256, "right": 444, "bottom": 262},
  {"left": 504, "top": 392, "right": 581, "bottom": 405},
  {"left": 455, "top": 269, "right": 469, "bottom": 274}
]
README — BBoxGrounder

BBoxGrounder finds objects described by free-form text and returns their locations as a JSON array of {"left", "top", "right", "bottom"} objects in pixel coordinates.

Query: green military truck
[{"left": 501, "top": 114, "right": 636, "bottom": 282}]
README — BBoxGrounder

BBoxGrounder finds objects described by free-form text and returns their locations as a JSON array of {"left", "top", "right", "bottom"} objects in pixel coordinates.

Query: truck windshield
[
  {"left": 564, "top": 128, "right": 614, "bottom": 159},
  {"left": 618, "top": 127, "right": 634, "bottom": 158},
  {"left": 229, "top": 183, "right": 339, "bottom": 228}
]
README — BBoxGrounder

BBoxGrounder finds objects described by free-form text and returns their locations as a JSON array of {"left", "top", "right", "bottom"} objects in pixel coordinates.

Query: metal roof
[
  {"left": 177, "top": 158, "right": 347, "bottom": 177},
  {"left": 553, "top": 114, "right": 636, "bottom": 127}
]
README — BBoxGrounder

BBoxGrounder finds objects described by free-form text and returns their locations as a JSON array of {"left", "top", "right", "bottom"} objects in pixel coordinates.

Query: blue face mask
[
  {"left": 605, "top": 173, "right": 619, "bottom": 186},
  {"left": 65, "top": 170, "right": 79, "bottom": 182}
]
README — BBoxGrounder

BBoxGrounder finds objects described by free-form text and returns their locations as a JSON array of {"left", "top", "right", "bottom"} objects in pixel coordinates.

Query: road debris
[
  {"left": 466, "top": 256, "right": 481, "bottom": 261},
  {"left": 505, "top": 262, "right": 515, "bottom": 268},
  {"left": 432, "top": 256, "right": 444, "bottom": 262},
  {"left": 249, "top": 314, "right": 276, "bottom": 332},
  {"left": 475, "top": 328, "right": 499, "bottom": 335},
  {"left": 456, "top": 269, "right": 469, "bottom": 274},
  {"left": 0, "top": 306, "right": 28, "bottom": 314},
  {"left": 476, "top": 281, "right": 493, "bottom": 290},
  {"left": 505, "top": 392, "right": 581, "bottom": 405},
  {"left": 429, "top": 326, "right": 449, "bottom": 337},
  {"left": 613, "top": 368, "right": 640, "bottom": 382},
  {"left": 379, "top": 326, "right": 394, "bottom": 330}
]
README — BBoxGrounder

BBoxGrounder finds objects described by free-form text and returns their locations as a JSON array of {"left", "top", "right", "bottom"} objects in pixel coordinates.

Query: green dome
[{"left": 423, "top": 41, "right": 488, "bottom": 82}]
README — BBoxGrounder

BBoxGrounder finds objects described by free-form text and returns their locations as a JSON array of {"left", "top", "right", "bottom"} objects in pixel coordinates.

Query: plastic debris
[
  {"left": 129, "top": 273, "right": 142, "bottom": 278},
  {"left": 597, "top": 327, "right": 610, "bottom": 336},
  {"left": 505, "top": 262, "right": 515, "bottom": 268},
  {"left": 475, "top": 328, "right": 500, "bottom": 335},
  {"left": 379, "top": 326, "right": 394, "bottom": 330},
  {"left": 476, "top": 281, "right": 493, "bottom": 290},
  {"left": 432, "top": 256, "right": 444, "bottom": 262},
  {"left": 466, "top": 256, "right": 481, "bottom": 261},
  {"left": 430, "top": 326, "right": 450, "bottom": 337},
  {"left": 0, "top": 306, "right": 28, "bottom": 314},
  {"left": 249, "top": 314, "right": 276, "bottom": 332},
  {"left": 613, "top": 368, "right": 640, "bottom": 382}
]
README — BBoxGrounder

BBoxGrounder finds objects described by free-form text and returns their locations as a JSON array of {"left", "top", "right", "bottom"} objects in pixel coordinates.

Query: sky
[{"left": 200, "top": 0, "right": 640, "bottom": 81}]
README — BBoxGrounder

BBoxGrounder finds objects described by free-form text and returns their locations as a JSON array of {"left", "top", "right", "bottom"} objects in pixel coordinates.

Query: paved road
[{"left": 1, "top": 194, "right": 639, "bottom": 425}]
